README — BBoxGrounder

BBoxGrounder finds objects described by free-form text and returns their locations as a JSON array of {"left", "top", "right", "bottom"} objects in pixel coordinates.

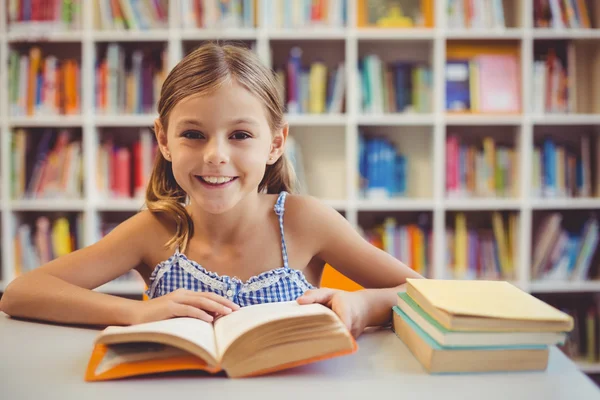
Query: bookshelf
[{"left": 2, "top": 0, "right": 600, "bottom": 369}]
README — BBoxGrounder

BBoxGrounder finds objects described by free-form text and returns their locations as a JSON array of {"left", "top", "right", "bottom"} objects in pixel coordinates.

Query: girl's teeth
[{"left": 203, "top": 176, "right": 233, "bottom": 184}]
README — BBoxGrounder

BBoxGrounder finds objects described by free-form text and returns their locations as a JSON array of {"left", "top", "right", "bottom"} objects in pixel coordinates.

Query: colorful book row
[
  {"left": 446, "top": 211, "right": 519, "bottom": 281},
  {"left": 97, "top": 129, "right": 158, "bottom": 199},
  {"left": 11, "top": 129, "right": 83, "bottom": 200},
  {"left": 359, "top": 54, "right": 432, "bottom": 114},
  {"left": 446, "top": 135, "right": 518, "bottom": 199},
  {"left": 95, "top": 44, "right": 167, "bottom": 115},
  {"left": 8, "top": 48, "right": 81, "bottom": 117},
  {"left": 95, "top": 0, "right": 169, "bottom": 30},
  {"left": 274, "top": 47, "right": 345, "bottom": 115}
]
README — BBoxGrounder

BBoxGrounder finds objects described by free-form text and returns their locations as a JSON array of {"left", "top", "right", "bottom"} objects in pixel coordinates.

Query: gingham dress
[{"left": 145, "top": 191, "right": 316, "bottom": 307}]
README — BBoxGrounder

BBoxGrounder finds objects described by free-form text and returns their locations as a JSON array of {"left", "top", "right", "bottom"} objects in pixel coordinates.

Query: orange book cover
[{"left": 84, "top": 301, "right": 358, "bottom": 381}]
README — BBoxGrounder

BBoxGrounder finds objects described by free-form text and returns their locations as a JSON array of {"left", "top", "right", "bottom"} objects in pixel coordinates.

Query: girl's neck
[{"left": 187, "top": 192, "right": 264, "bottom": 247}]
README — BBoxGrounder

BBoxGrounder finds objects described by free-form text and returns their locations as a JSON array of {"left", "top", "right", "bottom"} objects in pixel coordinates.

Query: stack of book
[{"left": 392, "top": 279, "right": 574, "bottom": 373}]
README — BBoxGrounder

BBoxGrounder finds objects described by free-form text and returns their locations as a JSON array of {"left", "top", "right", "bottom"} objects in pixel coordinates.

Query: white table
[{"left": 0, "top": 312, "right": 599, "bottom": 400}]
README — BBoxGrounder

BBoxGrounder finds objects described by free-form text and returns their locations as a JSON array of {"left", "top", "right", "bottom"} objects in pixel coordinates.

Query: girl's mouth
[{"left": 196, "top": 176, "right": 238, "bottom": 188}]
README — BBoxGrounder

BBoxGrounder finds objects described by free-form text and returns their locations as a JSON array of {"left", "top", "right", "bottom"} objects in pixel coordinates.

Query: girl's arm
[
  {"left": 290, "top": 196, "right": 424, "bottom": 329},
  {"left": 0, "top": 211, "right": 163, "bottom": 326}
]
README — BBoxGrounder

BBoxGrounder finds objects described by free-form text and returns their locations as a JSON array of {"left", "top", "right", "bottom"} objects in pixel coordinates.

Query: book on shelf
[
  {"left": 7, "top": 0, "right": 82, "bottom": 33},
  {"left": 12, "top": 128, "right": 83, "bottom": 200},
  {"left": 359, "top": 55, "right": 432, "bottom": 114},
  {"left": 533, "top": 40, "right": 600, "bottom": 115},
  {"left": 446, "top": 212, "right": 519, "bottom": 281},
  {"left": 532, "top": 135, "right": 594, "bottom": 198},
  {"left": 97, "top": 128, "right": 157, "bottom": 199},
  {"left": 533, "top": 0, "right": 592, "bottom": 29},
  {"left": 95, "top": 0, "right": 169, "bottom": 30},
  {"left": 95, "top": 43, "right": 167, "bottom": 115},
  {"left": 360, "top": 214, "right": 431, "bottom": 277},
  {"left": 264, "top": 0, "right": 346, "bottom": 28},
  {"left": 392, "top": 279, "right": 573, "bottom": 374},
  {"left": 8, "top": 47, "right": 81, "bottom": 117},
  {"left": 446, "top": 0, "right": 506, "bottom": 30},
  {"left": 446, "top": 53, "right": 520, "bottom": 113},
  {"left": 85, "top": 301, "right": 357, "bottom": 381},
  {"left": 274, "top": 47, "right": 345, "bottom": 115},
  {"left": 179, "top": 0, "right": 255, "bottom": 29},
  {"left": 446, "top": 134, "right": 518, "bottom": 199},
  {"left": 531, "top": 212, "right": 599, "bottom": 282},
  {"left": 14, "top": 214, "right": 83, "bottom": 276}
]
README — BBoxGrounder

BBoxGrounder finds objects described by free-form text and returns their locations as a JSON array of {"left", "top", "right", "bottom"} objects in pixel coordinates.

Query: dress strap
[{"left": 273, "top": 191, "right": 289, "bottom": 269}]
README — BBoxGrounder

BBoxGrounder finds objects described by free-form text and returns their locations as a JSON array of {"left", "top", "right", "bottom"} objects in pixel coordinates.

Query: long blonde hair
[{"left": 145, "top": 42, "right": 297, "bottom": 252}]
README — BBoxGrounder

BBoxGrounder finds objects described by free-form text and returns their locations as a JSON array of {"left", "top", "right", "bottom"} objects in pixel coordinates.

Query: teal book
[
  {"left": 396, "top": 292, "right": 566, "bottom": 348},
  {"left": 392, "top": 306, "right": 550, "bottom": 374}
]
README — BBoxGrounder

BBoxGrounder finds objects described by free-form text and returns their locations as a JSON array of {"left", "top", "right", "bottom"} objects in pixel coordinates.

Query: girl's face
[{"left": 156, "top": 80, "right": 286, "bottom": 214}]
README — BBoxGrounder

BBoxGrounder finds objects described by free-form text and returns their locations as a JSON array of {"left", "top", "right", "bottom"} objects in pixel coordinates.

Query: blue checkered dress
[{"left": 145, "top": 192, "right": 316, "bottom": 307}]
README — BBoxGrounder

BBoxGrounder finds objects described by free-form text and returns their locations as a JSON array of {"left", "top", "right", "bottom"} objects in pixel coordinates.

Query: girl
[{"left": 0, "top": 43, "right": 423, "bottom": 338}]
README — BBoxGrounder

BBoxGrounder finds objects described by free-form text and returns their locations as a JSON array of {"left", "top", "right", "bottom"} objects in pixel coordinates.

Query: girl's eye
[
  {"left": 231, "top": 131, "right": 251, "bottom": 140},
  {"left": 182, "top": 130, "right": 203, "bottom": 139}
]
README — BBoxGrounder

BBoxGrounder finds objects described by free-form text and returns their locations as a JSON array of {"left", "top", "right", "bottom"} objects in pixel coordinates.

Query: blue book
[
  {"left": 392, "top": 305, "right": 551, "bottom": 374},
  {"left": 445, "top": 60, "right": 470, "bottom": 111}
]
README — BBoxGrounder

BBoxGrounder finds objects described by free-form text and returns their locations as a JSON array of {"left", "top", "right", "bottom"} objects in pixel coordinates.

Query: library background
[{"left": 1, "top": 0, "right": 600, "bottom": 380}]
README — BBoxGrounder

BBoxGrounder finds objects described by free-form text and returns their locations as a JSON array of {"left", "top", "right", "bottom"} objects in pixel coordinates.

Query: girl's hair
[{"left": 145, "top": 42, "right": 297, "bottom": 252}]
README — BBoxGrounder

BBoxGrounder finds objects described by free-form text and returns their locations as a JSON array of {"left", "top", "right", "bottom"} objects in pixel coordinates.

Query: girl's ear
[
  {"left": 154, "top": 118, "right": 171, "bottom": 161},
  {"left": 268, "top": 123, "right": 288, "bottom": 165}
]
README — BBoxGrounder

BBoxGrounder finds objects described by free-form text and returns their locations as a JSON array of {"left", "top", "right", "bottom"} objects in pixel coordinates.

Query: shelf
[
  {"left": 180, "top": 28, "right": 259, "bottom": 41},
  {"left": 356, "top": 198, "right": 435, "bottom": 211},
  {"left": 357, "top": 114, "right": 434, "bottom": 126},
  {"left": 531, "top": 198, "right": 600, "bottom": 209},
  {"left": 356, "top": 28, "right": 435, "bottom": 40},
  {"left": 8, "top": 115, "right": 84, "bottom": 127},
  {"left": 10, "top": 199, "right": 86, "bottom": 212},
  {"left": 529, "top": 281, "right": 600, "bottom": 293},
  {"left": 445, "top": 29, "right": 524, "bottom": 39},
  {"left": 95, "top": 114, "right": 157, "bottom": 127},
  {"left": 8, "top": 30, "right": 83, "bottom": 42},
  {"left": 268, "top": 28, "right": 348, "bottom": 40},
  {"left": 96, "top": 199, "right": 146, "bottom": 212},
  {"left": 92, "top": 30, "right": 170, "bottom": 42},
  {"left": 284, "top": 114, "right": 347, "bottom": 126},
  {"left": 445, "top": 114, "right": 523, "bottom": 126},
  {"left": 533, "top": 29, "right": 600, "bottom": 39},
  {"left": 445, "top": 198, "right": 521, "bottom": 211},
  {"left": 530, "top": 114, "right": 600, "bottom": 125},
  {"left": 94, "top": 280, "right": 146, "bottom": 295}
]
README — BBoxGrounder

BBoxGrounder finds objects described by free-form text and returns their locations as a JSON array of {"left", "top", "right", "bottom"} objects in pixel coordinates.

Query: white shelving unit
[{"left": 0, "top": 1, "right": 599, "bottom": 298}]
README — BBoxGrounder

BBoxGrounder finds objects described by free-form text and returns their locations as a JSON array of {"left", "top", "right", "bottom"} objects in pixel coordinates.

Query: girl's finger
[
  {"left": 184, "top": 296, "right": 235, "bottom": 316},
  {"left": 189, "top": 291, "right": 241, "bottom": 310},
  {"left": 172, "top": 303, "right": 214, "bottom": 322}
]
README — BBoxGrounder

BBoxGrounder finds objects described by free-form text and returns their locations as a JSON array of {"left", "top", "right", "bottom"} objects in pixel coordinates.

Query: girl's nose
[{"left": 204, "top": 139, "right": 229, "bottom": 165}]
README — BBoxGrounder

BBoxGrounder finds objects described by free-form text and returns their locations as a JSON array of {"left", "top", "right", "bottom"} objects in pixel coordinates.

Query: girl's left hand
[{"left": 296, "top": 288, "right": 368, "bottom": 338}]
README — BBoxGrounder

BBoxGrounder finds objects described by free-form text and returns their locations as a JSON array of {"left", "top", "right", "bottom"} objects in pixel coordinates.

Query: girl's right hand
[{"left": 133, "top": 289, "right": 241, "bottom": 324}]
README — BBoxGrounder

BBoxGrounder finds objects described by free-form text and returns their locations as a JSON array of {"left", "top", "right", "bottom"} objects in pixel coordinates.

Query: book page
[
  {"left": 98, "top": 317, "right": 218, "bottom": 362},
  {"left": 214, "top": 301, "right": 336, "bottom": 353}
]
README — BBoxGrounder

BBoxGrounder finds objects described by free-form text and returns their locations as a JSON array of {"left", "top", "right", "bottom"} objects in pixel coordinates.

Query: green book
[{"left": 396, "top": 292, "right": 565, "bottom": 348}]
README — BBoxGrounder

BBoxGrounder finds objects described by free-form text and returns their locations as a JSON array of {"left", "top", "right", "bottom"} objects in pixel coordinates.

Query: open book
[{"left": 85, "top": 301, "right": 358, "bottom": 380}]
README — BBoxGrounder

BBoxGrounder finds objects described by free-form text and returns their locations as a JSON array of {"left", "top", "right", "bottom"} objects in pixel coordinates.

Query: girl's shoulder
[
  {"left": 276, "top": 192, "right": 346, "bottom": 241},
  {"left": 117, "top": 209, "right": 179, "bottom": 252}
]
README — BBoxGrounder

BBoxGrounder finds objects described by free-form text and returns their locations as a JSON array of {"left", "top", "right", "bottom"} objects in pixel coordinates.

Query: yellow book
[
  {"left": 491, "top": 212, "right": 511, "bottom": 278},
  {"left": 483, "top": 137, "right": 495, "bottom": 195},
  {"left": 309, "top": 62, "right": 327, "bottom": 114},
  {"left": 405, "top": 278, "right": 574, "bottom": 332},
  {"left": 454, "top": 213, "right": 467, "bottom": 278}
]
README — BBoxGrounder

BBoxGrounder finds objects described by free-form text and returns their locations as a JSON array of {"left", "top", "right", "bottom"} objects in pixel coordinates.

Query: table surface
[{"left": 1, "top": 312, "right": 599, "bottom": 400}]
